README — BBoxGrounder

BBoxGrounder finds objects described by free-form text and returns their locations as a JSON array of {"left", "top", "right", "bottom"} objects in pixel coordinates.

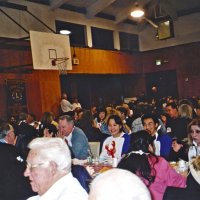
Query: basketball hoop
[{"left": 51, "top": 57, "right": 69, "bottom": 75}]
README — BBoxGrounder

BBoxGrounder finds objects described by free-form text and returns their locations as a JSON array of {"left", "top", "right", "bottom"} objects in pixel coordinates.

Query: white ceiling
[
  {"left": 0, "top": 0, "right": 200, "bottom": 51},
  {"left": 41, "top": 0, "right": 200, "bottom": 26}
]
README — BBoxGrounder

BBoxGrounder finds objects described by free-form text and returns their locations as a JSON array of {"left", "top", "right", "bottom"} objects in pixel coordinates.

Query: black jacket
[
  {"left": 0, "top": 143, "right": 35, "bottom": 200},
  {"left": 163, "top": 173, "right": 200, "bottom": 200},
  {"left": 15, "top": 122, "right": 37, "bottom": 159}
]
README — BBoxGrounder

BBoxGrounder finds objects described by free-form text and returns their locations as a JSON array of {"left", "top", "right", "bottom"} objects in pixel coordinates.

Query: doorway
[{"left": 145, "top": 70, "right": 178, "bottom": 99}]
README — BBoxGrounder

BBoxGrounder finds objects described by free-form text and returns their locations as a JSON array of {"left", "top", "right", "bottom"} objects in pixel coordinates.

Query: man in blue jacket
[
  {"left": 58, "top": 115, "right": 89, "bottom": 160},
  {"left": 142, "top": 113, "right": 172, "bottom": 159}
]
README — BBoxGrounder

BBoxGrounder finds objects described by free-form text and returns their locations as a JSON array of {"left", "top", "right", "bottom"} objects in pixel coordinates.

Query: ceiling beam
[
  {"left": 0, "top": 2, "right": 27, "bottom": 10},
  {"left": 115, "top": 0, "right": 150, "bottom": 24},
  {"left": 160, "top": 0, "right": 178, "bottom": 20},
  {"left": 86, "top": 0, "right": 116, "bottom": 19},
  {"left": 115, "top": 6, "right": 135, "bottom": 24},
  {"left": 50, "top": 0, "right": 70, "bottom": 11}
]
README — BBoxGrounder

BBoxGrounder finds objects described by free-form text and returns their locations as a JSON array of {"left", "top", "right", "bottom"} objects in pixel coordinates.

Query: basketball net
[{"left": 51, "top": 57, "right": 69, "bottom": 75}]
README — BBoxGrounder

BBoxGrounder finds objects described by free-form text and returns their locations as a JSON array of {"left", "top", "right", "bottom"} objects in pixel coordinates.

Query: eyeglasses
[{"left": 26, "top": 162, "right": 49, "bottom": 171}]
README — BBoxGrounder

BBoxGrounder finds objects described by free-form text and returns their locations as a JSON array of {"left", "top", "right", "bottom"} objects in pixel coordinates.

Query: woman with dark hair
[
  {"left": 168, "top": 138, "right": 188, "bottom": 162},
  {"left": 39, "top": 111, "right": 58, "bottom": 137},
  {"left": 118, "top": 130, "right": 186, "bottom": 200},
  {"left": 94, "top": 107, "right": 109, "bottom": 135},
  {"left": 99, "top": 115, "right": 130, "bottom": 164},
  {"left": 76, "top": 109, "right": 108, "bottom": 149}
]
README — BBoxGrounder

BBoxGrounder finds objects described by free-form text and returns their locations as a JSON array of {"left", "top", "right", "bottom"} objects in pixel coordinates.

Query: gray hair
[
  {"left": 59, "top": 115, "right": 74, "bottom": 125},
  {"left": 28, "top": 137, "right": 71, "bottom": 173},
  {"left": 89, "top": 169, "right": 151, "bottom": 200},
  {"left": 0, "top": 123, "right": 13, "bottom": 139}
]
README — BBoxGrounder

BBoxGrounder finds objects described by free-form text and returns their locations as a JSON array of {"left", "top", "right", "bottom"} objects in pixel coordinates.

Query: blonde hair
[
  {"left": 190, "top": 156, "right": 200, "bottom": 185},
  {"left": 105, "top": 107, "right": 120, "bottom": 122},
  {"left": 187, "top": 118, "right": 200, "bottom": 146},
  {"left": 191, "top": 156, "right": 200, "bottom": 171},
  {"left": 178, "top": 104, "right": 193, "bottom": 119}
]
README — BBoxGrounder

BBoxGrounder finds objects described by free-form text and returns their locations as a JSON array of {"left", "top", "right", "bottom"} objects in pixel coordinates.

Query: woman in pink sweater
[{"left": 118, "top": 130, "right": 186, "bottom": 200}]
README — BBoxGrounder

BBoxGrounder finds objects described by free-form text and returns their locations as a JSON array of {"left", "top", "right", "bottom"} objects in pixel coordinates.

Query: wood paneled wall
[
  {"left": 0, "top": 42, "right": 200, "bottom": 119},
  {"left": 140, "top": 42, "right": 200, "bottom": 98},
  {"left": 0, "top": 46, "right": 139, "bottom": 119},
  {"left": 0, "top": 71, "right": 61, "bottom": 120},
  {"left": 0, "top": 48, "right": 32, "bottom": 67},
  {"left": 68, "top": 47, "right": 140, "bottom": 74}
]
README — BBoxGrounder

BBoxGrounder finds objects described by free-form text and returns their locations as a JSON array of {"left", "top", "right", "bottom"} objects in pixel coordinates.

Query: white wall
[
  {"left": 139, "top": 13, "right": 200, "bottom": 51},
  {"left": 0, "top": 0, "right": 138, "bottom": 50}
]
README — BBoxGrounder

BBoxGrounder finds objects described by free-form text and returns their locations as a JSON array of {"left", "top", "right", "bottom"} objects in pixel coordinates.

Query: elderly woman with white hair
[
  {"left": 89, "top": 168, "right": 151, "bottom": 200},
  {"left": 24, "top": 137, "right": 88, "bottom": 200}
]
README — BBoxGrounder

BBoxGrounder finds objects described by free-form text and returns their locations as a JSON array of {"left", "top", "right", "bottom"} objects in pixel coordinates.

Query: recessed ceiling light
[
  {"left": 59, "top": 30, "right": 71, "bottom": 35},
  {"left": 130, "top": 8, "right": 145, "bottom": 18}
]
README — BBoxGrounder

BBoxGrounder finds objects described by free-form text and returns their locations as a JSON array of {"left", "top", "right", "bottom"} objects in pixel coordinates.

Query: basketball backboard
[{"left": 30, "top": 31, "right": 72, "bottom": 70}]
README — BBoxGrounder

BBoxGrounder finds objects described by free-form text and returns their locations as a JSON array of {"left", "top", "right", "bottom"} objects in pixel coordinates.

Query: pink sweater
[{"left": 142, "top": 156, "right": 186, "bottom": 200}]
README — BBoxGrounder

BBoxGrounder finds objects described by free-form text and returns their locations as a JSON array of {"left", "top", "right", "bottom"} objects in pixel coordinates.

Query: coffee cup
[{"left": 178, "top": 160, "right": 187, "bottom": 172}]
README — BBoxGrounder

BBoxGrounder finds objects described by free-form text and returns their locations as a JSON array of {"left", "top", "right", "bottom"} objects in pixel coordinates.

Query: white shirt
[
  {"left": 72, "top": 103, "right": 82, "bottom": 110},
  {"left": 0, "top": 138, "right": 7, "bottom": 143},
  {"left": 100, "top": 132, "right": 125, "bottom": 163},
  {"left": 60, "top": 99, "right": 73, "bottom": 113},
  {"left": 153, "top": 132, "right": 161, "bottom": 156},
  {"left": 27, "top": 173, "right": 88, "bottom": 200},
  {"left": 64, "top": 130, "right": 73, "bottom": 147},
  {"left": 188, "top": 141, "right": 200, "bottom": 161}
]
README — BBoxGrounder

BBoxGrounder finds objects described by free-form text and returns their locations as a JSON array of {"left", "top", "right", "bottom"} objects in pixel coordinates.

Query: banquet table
[
  {"left": 84, "top": 161, "right": 113, "bottom": 177},
  {"left": 169, "top": 161, "right": 189, "bottom": 177}
]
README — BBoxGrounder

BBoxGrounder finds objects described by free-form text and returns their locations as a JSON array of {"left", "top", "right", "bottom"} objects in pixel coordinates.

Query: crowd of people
[{"left": 1, "top": 92, "right": 200, "bottom": 199}]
